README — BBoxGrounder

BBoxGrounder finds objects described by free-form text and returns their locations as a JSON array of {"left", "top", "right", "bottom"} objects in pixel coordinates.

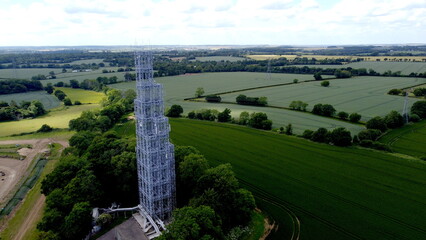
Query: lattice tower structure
[{"left": 134, "top": 51, "right": 176, "bottom": 221}]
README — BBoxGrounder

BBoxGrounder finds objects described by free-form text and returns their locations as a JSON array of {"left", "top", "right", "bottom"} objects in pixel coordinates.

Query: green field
[
  {"left": 0, "top": 91, "right": 61, "bottom": 109},
  {"left": 109, "top": 72, "right": 365, "bottom": 134},
  {"left": 69, "top": 59, "right": 105, "bottom": 65},
  {"left": 0, "top": 104, "right": 99, "bottom": 137},
  {"left": 291, "top": 61, "right": 426, "bottom": 75},
  {"left": 0, "top": 68, "right": 59, "bottom": 79},
  {"left": 164, "top": 118, "right": 426, "bottom": 240},
  {"left": 379, "top": 120, "right": 426, "bottom": 158},
  {"left": 55, "top": 87, "right": 104, "bottom": 104},
  {"left": 220, "top": 76, "right": 425, "bottom": 120},
  {"left": 193, "top": 56, "right": 247, "bottom": 62}
]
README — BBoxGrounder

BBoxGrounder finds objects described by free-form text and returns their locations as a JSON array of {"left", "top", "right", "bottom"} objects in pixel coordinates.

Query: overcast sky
[{"left": 0, "top": 0, "right": 425, "bottom": 46}]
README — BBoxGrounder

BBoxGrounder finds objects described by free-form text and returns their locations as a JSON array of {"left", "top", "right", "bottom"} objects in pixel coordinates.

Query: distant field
[
  {"left": 290, "top": 61, "right": 426, "bottom": 74},
  {"left": 0, "top": 91, "right": 60, "bottom": 109},
  {"left": 166, "top": 118, "right": 426, "bottom": 240},
  {"left": 69, "top": 59, "right": 105, "bottom": 65},
  {"left": 55, "top": 87, "right": 104, "bottom": 104},
  {"left": 0, "top": 104, "right": 100, "bottom": 137},
  {"left": 193, "top": 56, "right": 246, "bottom": 62},
  {"left": 379, "top": 120, "right": 426, "bottom": 158},
  {"left": 0, "top": 68, "right": 59, "bottom": 79},
  {"left": 220, "top": 76, "right": 425, "bottom": 120},
  {"left": 109, "top": 72, "right": 365, "bottom": 133},
  {"left": 247, "top": 54, "right": 426, "bottom": 62}
]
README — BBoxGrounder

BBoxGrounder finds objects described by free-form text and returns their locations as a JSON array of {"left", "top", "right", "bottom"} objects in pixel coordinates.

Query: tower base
[{"left": 133, "top": 205, "right": 166, "bottom": 239}]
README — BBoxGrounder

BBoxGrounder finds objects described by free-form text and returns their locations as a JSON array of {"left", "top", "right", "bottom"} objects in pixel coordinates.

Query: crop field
[
  {"left": 69, "top": 58, "right": 105, "bottom": 64},
  {"left": 0, "top": 68, "right": 59, "bottom": 79},
  {"left": 220, "top": 76, "right": 425, "bottom": 121},
  {"left": 379, "top": 120, "right": 426, "bottom": 158},
  {"left": 167, "top": 118, "right": 426, "bottom": 240},
  {"left": 291, "top": 61, "right": 426, "bottom": 75},
  {"left": 0, "top": 91, "right": 61, "bottom": 110},
  {"left": 109, "top": 72, "right": 365, "bottom": 133},
  {"left": 247, "top": 54, "right": 426, "bottom": 62},
  {"left": 193, "top": 56, "right": 247, "bottom": 62},
  {"left": 55, "top": 87, "right": 104, "bottom": 104},
  {"left": 0, "top": 104, "right": 100, "bottom": 137}
]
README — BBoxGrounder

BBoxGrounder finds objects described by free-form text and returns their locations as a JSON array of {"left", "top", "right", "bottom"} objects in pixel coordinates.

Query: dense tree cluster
[
  {"left": 236, "top": 95, "right": 268, "bottom": 106},
  {"left": 162, "top": 146, "right": 256, "bottom": 239},
  {"left": 0, "top": 100, "right": 46, "bottom": 121},
  {"left": 69, "top": 89, "right": 135, "bottom": 132},
  {"left": 289, "top": 100, "right": 308, "bottom": 111},
  {"left": 0, "top": 79, "right": 43, "bottom": 94},
  {"left": 312, "top": 103, "right": 336, "bottom": 117},
  {"left": 205, "top": 95, "right": 222, "bottom": 103},
  {"left": 413, "top": 88, "right": 426, "bottom": 97},
  {"left": 303, "top": 127, "right": 352, "bottom": 146}
]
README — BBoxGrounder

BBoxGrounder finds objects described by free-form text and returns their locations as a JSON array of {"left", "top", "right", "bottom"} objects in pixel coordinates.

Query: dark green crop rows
[{"left": 168, "top": 118, "right": 426, "bottom": 240}]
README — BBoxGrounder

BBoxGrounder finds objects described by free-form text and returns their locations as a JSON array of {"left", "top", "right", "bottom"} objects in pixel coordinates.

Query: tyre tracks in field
[{"left": 238, "top": 179, "right": 365, "bottom": 240}]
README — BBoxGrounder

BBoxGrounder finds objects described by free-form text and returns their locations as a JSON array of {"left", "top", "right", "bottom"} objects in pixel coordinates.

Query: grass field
[
  {"left": 247, "top": 54, "right": 426, "bottom": 62},
  {"left": 193, "top": 56, "right": 247, "bottom": 62},
  {"left": 69, "top": 59, "right": 105, "bottom": 65},
  {"left": 164, "top": 118, "right": 426, "bottom": 240},
  {"left": 290, "top": 61, "right": 426, "bottom": 75},
  {"left": 0, "top": 68, "right": 59, "bottom": 79},
  {"left": 379, "top": 120, "right": 426, "bottom": 158},
  {"left": 55, "top": 87, "right": 104, "bottom": 104},
  {"left": 109, "top": 72, "right": 365, "bottom": 133},
  {"left": 0, "top": 104, "right": 99, "bottom": 137},
  {"left": 220, "top": 76, "right": 425, "bottom": 120},
  {"left": 0, "top": 91, "right": 61, "bottom": 110}
]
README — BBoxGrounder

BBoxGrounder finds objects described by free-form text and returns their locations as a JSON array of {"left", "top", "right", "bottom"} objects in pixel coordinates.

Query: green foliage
[
  {"left": 236, "top": 95, "right": 268, "bottom": 106},
  {"left": 384, "top": 110, "right": 404, "bottom": 129},
  {"left": 205, "top": 95, "right": 222, "bottom": 103},
  {"left": 302, "top": 129, "right": 314, "bottom": 139},
  {"left": 238, "top": 111, "right": 250, "bottom": 125},
  {"left": 410, "top": 113, "right": 420, "bottom": 122},
  {"left": 217, "top": 108, "right": 231, "bottom": 122},
  {"left": 313, "top": 72, "right": 322, "bottom": 80},
  {"left": 358, "top": 129, "right": 382, "bottom": 141},
  {"left": 413, "top": 88, "right": 426, "bottom": 97},
  {"left": 62, "top": 202, "right": 92, "bottom": 240},
  {"left": 0, "top": 79, "right": 43, "bottom": 94},
  {"left": 159, "top": 206, "right": 224, "bottom": 240},
  {"left": 312, "top": 103, "right": 336, "bottom": 117},
  {"left": 63, "top": 97, "right": 72, "bottom": 106},
  {"left": 312, "top": 127, "right": 330, "bottom": 143},
  {"left": 411, "top": 101, "right": 426, "bottom": 118},
  {"left": 285, "top": 123, "right": 293, "bottom": 135},
  {"left": 366, "top": 116, "right": 387, "bottom": 132},
  {"left": 74, "top": 100, "right": 82, "bottom": 105},
  {"left": 289, "top": 100, "right": 308, "bottom": 111},
  {"left": 54, "top": 89, "right": 66, "bottom": 101},
  {"left": 248, "top": 112, "right": 272, "bottom": 130},
  {"left": 337, "top": 111, "right": 349, "bottom": 120},
  {"left": 293, "top": 79, "right": 299, "bottom": 83},
  {"left": 335, "top": 69, "right": 352, "bottom": 78},
  {"left": 45, "top": 83, "right": 54, "bottom": 94},
  {"left": 388, "top": 89, "right": 402, "bottom": 95},
  {"left": 167, "top": 104, "right": 184, "bottom": 118},
  {"left": 195, "top": 87, "right": 205, "bottom": 97},
  {"left": 37, "top": 124, "right": 53, "bottom": 133},
  {"left": 329, "top": 127, "right": 352, "bottom": 146},
  {"left": 359, "top": 140, "right": 391, "bottom": 152},
  {"left": 321, "top": 80, "right": 330, "bottom": 87},
  {"left": 349, "top": 112, "right": 362, "bottom": 123}
]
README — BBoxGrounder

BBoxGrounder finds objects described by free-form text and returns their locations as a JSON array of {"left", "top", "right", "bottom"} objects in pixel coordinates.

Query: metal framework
[
  {"left": 402, "top": 91, "right": 410, "bottom": 124},
  {"left": 134, "top": 51, "right": 176, "bottom": 237}
]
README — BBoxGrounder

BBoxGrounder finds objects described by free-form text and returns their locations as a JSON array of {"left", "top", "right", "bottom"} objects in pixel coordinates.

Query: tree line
[{"left": 0, "top": 79, "right": 43, "bottom": 94}]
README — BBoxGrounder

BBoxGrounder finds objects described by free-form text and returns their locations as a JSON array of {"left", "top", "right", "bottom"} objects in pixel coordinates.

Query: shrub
[
  {"left": 411, "top": 101, "right": 426, "bottom": 118},
  {"left": 63, "top": 98, "right": 72, "bottom": 106},
  {"left": 74, "top": 101, "right": 82, "bottom": 105},
  {"left": 217, "top": 108, "right": 231, "bottom": 122},
  {"left": 337, "top": 111, "right": 349, "bottom": 120},
  {"left": 293, "top": 79, "right": 298, "bottom": 83},
  {"left": 366, "top": 116, "right": 387, "bottom": 132},
  {"left": 289, "top": 100, "right": 308, "bottom": 111},
  {"left": 314, "top": 72, "right": 322, "bottom": 80},
  {"left": 187, "top": 111, "right": 196, "bottom": 119},
  {"left": 410, "top": 114, "right": 420, "bottom": 122},
  {"left": 285, "top": 124, "right": 293, "bottom": 135},
  {"left": 330, "top": 127, "right": 352, "bottom": 146},
  {"left": 37, "top": 124, "right": 53, "bottom": 133},
  {"left": 312, "top": 103, "right": 335, "bottom": 117},
  {"left": 302, "top": 129, "right": 314, "bottom": 139},
  {"left": 248, "top": 112, "right": 272, "bottom": 130},
  {"left": 358, "top": 129, "right": 382, "bottom": 141},
  {"left": 166, "top": 105, "right": 183, "bottom": 118},
  {"left": 205, "top": 95, "right": 222, "bottom": 103},
  {"left": 359, "top": 140, "right": 391, "bottom": 152},
  {"left": 238, "top": 111, "right": 249, "bottom": 125},
  {"left": 384, "top": 110, "right": 404, "bottom": 129},
  {"left": 312, "top": 128, "right": 329, "bottom": 143},
  {"left": 388, "top": 89, "right": 402, "bottom": 95},
  {"left": 236, "top": 95, "right": 267, "bottom": 106},
  {"left": 349, "top": 113, "right": 362, "bottom": 123},
  {"left": 321, "top": 81, "right": 330, "bottom": 87}
]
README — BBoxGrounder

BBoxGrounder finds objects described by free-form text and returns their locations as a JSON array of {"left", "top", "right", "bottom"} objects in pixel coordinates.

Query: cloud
[{"left": 0, "top": 0, "right": 424, "bottom": 46}]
